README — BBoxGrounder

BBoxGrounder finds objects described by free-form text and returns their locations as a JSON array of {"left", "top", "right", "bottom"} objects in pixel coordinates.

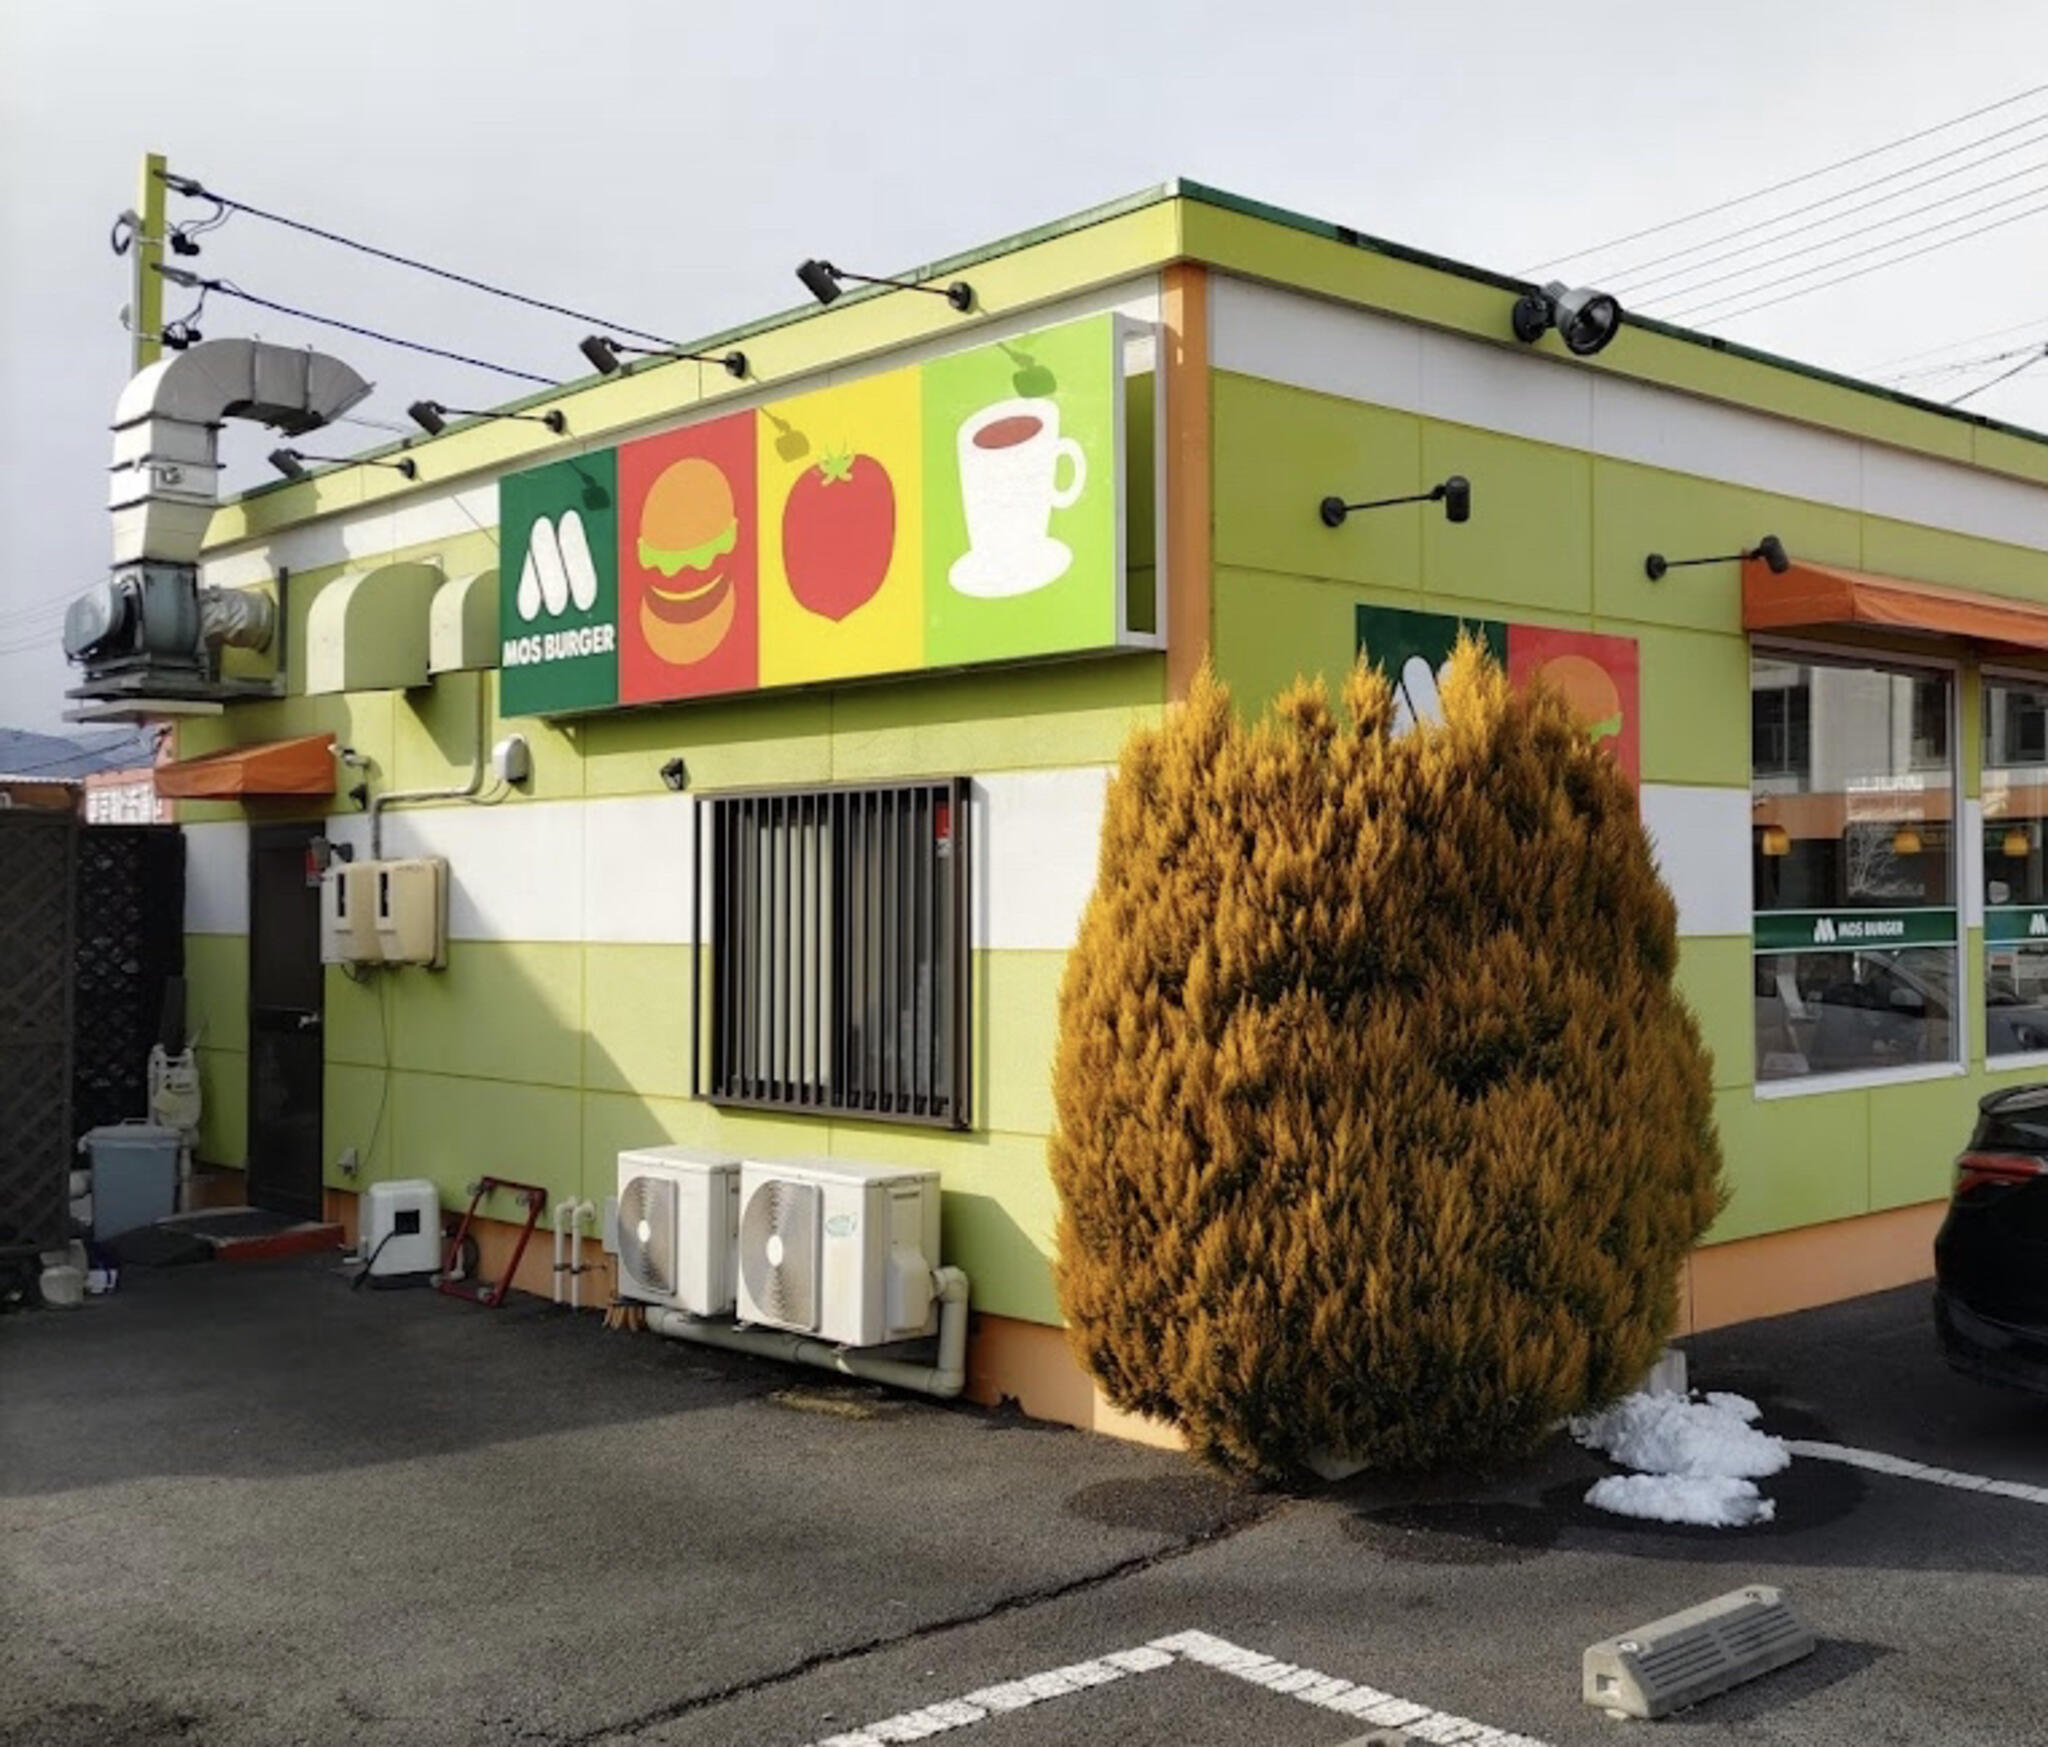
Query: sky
[{"left": 4, "top": 0, "right": 2047, "bottom": 733}]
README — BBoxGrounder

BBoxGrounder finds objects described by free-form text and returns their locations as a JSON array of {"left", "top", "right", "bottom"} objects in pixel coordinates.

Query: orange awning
[
  {"left": 154, "top": 733, "right": 337, "bottom": 800},
  {"left": 1744, "top": 556, "right": 2048, "bottom": 654}
]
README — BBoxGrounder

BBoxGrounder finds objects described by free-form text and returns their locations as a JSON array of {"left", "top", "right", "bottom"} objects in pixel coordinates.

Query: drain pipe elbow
[{"left": 642, "top": 1266, "right": 972, "bottom": 1401}]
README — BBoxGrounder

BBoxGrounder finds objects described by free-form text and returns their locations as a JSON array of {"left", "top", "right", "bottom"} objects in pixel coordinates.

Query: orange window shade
[
  {"left": 1744, "top": 556, "right": 2048, "bottom": 655},
  {"left": 154, "top": 733, "right": 337, "bottom": 799}
]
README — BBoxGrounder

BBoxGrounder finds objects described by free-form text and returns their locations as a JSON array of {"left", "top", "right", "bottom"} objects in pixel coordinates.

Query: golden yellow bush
[{"left": 1049, "top": 643, "right": 1724, "bottom": 1479}]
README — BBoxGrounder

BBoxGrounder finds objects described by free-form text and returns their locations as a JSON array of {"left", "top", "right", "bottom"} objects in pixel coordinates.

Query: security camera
[{"left": 659, "top": 757, "right": 689, "bottom": 793}]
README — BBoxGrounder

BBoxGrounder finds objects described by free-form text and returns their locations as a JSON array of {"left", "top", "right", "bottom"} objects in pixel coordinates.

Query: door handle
[{"left": 296, "top": 1013, "right": 322, "bottom": 1032}]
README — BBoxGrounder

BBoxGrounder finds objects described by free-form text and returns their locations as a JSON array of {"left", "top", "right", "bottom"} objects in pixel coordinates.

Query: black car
[{"left": 1934, "top": 1084, "right": 2048, "bottom": 1393}]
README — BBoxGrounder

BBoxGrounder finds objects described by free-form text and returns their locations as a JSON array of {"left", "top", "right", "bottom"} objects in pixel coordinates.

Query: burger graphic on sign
[
  {"left": 1532, "top": 652, "right": 1624, "bottom": 742},
  {"left": 636, "top": 456, "right": 741, "bottom": 667}
]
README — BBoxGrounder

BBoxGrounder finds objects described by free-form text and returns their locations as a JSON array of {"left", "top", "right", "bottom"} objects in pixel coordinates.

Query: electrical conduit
[
  {"left": 644, "top": 1266, "right": 971, "bottom": 1399},
  {"left": 368, "top": 671, "right": 489, "bottom": 858}
]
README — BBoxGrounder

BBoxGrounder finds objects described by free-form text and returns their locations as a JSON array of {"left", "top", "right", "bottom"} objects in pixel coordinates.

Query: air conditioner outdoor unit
[
  {"left": 615, "top": 1147, "right": 741, "bottom": 1316},
  {"left": 736, "top": 1158, "right": 942, "bottom": 1348}
]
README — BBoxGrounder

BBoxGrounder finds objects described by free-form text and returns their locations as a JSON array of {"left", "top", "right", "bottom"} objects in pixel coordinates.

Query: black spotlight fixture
[
  {"left": 268, "top": 448, "right": 418, "bottom": 482},
  {"left": 796, "top": 258, "right": 973, "bottom": 313},
  {"left": 1511, "top": 281, "right": 1623, "bottom": 357},
  {"left": 408, "top": 399, "right": 567, "bottom": 437},
  {"left": 1644, "top": 534, "right": 1789, "bottom": 582},
  {"left": 578, "top": 334, "right": 747, "bottom": 380},
  {"left": 1320, "top": 475, "right": 1472, "bottom": 528}
]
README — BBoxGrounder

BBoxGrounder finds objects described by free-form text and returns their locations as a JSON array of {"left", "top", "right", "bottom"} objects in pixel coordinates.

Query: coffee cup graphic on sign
[{"left": 948, "top": 397, "right": 1088, "bottom": 598}]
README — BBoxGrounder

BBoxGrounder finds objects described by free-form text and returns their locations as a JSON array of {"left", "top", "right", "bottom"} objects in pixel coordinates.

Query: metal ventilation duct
[
  {"left": 66, "top": 338, "right": 373, "bottom": 722},
  {"left": 108, "top": 338, "right": 373, "bottom": 567}
]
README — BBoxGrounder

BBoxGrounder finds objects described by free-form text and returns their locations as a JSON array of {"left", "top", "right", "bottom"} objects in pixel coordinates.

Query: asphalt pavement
[{"left": 4, "top": 1261, "right": 2046, "bottom": 1747}]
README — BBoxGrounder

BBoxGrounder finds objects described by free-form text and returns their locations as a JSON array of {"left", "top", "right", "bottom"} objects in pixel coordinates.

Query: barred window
[{"left": 696, "top": 780, "right": 971, "bottom": 1128}]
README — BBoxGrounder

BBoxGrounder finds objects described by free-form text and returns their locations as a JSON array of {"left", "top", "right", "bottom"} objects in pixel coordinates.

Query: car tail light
[{"left": 1954, "top": 1151, "right": 2048, "bottom": 1196}]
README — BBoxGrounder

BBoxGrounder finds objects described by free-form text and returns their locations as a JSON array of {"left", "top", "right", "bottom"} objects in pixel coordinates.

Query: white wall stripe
[
  {"left": 191, "top": 773, "right": 1115, "bottom": 951},
  {"left": 182, "top": 821, "right": 249, "bottom": 935},
  {"left": 1213, "top": 276, "right": 2048, "bottom": 557},
  {"left": 972, "top": 766, "right": 1112, "bottom": 951},
  {"left": 1788, "top": 1439, "right": 2048, "bottom": 1507},
  {"left": 187, "top": 777, "right": 1780, "bottom": 948},
  {"left": 1640, "top": 784, "right": 1754, "bottom": 939},
  {"left": 800, "top": 1628, "right": 1549, "bottom": 1747}
]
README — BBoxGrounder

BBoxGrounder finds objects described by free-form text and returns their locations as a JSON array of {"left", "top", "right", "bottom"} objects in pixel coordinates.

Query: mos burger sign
[{"left": 497, "top": 313, "right": 1160, "bottom": 718}]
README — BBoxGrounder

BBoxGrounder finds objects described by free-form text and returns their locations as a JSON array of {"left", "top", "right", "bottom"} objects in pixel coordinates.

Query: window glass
[
  {"left": 1751, "top": 655, "right": 1957, "bottom": 1082},
  {"left": 1982, "top": 679, "right": 2048, "bottom": 1056}
]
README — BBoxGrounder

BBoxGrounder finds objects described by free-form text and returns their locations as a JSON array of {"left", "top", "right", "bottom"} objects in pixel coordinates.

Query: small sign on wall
[{"left": 1355, "top": 605, "right": 1641, "bottom": 788}]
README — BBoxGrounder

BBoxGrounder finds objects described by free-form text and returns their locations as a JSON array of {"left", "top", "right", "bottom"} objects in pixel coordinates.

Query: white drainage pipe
[
  {"left": 644, "top": 1266, "right": 971, "bottom": 1399},
  {"left": 570, "top": 1199, "right": 596, "bottom": 1311},
  {"left": 551, "top": 1197, "right": 578, "bottom": 1306}
]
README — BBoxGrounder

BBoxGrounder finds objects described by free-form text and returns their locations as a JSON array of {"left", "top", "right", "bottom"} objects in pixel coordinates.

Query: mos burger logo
[{"left": 505, "top": 509, "right": 616, "bottom": 666}]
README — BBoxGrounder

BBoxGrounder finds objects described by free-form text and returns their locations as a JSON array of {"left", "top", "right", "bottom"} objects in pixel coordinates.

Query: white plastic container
[
  {"left": 361, "top": 1179, "right": 442, "bottom": 1276},
  {"left": 39, "top": 1264, "right": 84, "bottom": 1308}
]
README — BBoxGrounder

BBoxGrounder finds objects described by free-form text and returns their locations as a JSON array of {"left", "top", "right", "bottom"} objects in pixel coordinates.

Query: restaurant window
[
  {"left": 698, "top": 779, "right": 972, "bottom": 1128},
  {"left": 1983, "top": 679, "right": 2048, "bottom": 1057},
  {"left": 1751, "top": 653, "right": 1958, "bottom": 1084}
]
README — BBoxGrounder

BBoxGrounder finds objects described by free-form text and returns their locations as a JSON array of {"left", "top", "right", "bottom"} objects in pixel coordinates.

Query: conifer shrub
[{"left": 1048, "top": 643, "right": 1724, "bottom": 1479}]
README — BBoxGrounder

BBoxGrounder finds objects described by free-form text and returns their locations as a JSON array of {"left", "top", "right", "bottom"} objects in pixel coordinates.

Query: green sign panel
[
  {"left": 499, "top": 453, "right": 619, "bottom": 716},
  {"left": 1985, "top": 907, "right": 2048, "bottom": 945},
  {"left": 1753, "top": 908, "right": 1959, "bottom": 953}
]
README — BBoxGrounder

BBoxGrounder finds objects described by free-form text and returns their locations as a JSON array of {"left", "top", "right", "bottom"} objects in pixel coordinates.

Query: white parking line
[
  {"left": 804, "top": 1629, "right": 1547, "bottom": 1747},
  {"left": 1788, "top": 1439, "right": 2048, "bottom": 1506}
]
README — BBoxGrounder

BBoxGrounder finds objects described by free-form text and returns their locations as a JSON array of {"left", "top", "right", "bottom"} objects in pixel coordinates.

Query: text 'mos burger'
[{"left": 637, "top": 457, "right": 740, "bottom": 666}]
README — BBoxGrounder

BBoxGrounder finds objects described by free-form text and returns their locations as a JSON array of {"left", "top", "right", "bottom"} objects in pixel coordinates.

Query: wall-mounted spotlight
[
  {"left": 796, "top": 258, "right": 973, "bottom": 313},
  {"left": 1644, "top": 534, "right": 1788, "bottom": 582},
  {"left": 408, "top": 400, "right": 567, "bottom": 437},
  {"left": 659, "top": 756, "right": 689, "bottom": 793},
  {"left": 268, "top": 448, "right": 418, "bottom": 482},
  {"left": 1320, "top": 475, "right": 1471, "bottom": 528},
  {"left": 578, "top": 334, "right": 747, "bottom": 380},
  {"left": 1511, "top": 281, "right": 1623, "bottom": 356}
]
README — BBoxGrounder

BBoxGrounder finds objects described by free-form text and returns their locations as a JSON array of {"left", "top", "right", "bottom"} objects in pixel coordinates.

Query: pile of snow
[
  {"left": 1571, "top": 1387, "right": 1790, "bottom": 1529},
  {"left": 1584, "top": 1473, "right": 1776, "bottom": 1528}
]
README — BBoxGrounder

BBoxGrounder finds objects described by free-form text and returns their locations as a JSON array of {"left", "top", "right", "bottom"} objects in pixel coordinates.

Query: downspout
[
  {"left": 643, "top": 1266, "right": 971, "bottom": 1399},
  {"left": 368, "top": 671, "right": 488, "bottom": 859}
]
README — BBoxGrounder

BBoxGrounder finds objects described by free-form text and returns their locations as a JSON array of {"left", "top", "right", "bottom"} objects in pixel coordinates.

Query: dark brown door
[{"left": 247, "top": 824, "right": 323, "bottom": 1220}]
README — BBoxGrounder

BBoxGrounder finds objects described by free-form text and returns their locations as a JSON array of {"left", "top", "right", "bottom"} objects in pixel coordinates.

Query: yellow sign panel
[{"left": 757, "top": 369, "right": 925, "bottom": 689}]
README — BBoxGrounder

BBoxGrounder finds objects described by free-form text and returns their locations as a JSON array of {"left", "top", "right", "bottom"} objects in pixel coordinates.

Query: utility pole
[{"left": 132, "top": 151, "right": 166, "bottom": 373}]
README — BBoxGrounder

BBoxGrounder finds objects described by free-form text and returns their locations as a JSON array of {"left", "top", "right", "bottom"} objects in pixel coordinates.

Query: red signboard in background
[{"left": 1507, "top": 623, "right": 1641, "bottom": 788}]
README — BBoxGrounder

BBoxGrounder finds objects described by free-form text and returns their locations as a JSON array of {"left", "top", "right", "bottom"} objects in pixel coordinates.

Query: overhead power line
[
  {"left": 1864, "top": 311, "right": 2048, "bottom": 374},
  {"left": 1675, "top": 195, "right": 2048, "bottom": 326},
  {"left": 1885, "top": 339, "right": 2048, "bottom": 384},
  {"left": 1609, "top": 125, "right": 2048, "bottom": 293},
  {"left": 159, "top": 171, "right": 680, "bottom": 347},
  {"left": 1639, "top": 167, "right": 2048, "bottom": 310},
  {"left": 1522, "top": 80, "right": 2048, "bottom": 273},
  {"left": 1947, "top": 345, "right": 2048, "bottom": 406},
  {"left": 154, "top": 266, "right": 556, "bottom": 385}
]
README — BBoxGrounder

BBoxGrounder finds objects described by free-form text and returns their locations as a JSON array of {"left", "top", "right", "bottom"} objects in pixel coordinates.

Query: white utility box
[
  {"left": 321, "top": 862, "right": 383, "bottom": 966},
  {"left": 361, "top": 1179, "right": 442, "bottom": 1277},
  {"left": 374, "top": 858, "right": 448, "bottom": 969}
]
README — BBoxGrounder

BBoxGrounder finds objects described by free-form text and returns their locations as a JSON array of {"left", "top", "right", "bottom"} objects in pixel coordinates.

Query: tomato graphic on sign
[
  {"left": 757, "top": 369, "right": 924, "bottom": 689},
  {"left": 782, "top": 450, "right": 895, "bottom": 622}
]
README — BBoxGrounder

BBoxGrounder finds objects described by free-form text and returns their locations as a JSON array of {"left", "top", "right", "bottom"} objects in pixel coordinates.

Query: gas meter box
[
  {"left": 321, "top": 862, "right": 383, "bottom": 966},
  {"left": 375, "top": 857, "right": 448, "bottom": 969}
]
